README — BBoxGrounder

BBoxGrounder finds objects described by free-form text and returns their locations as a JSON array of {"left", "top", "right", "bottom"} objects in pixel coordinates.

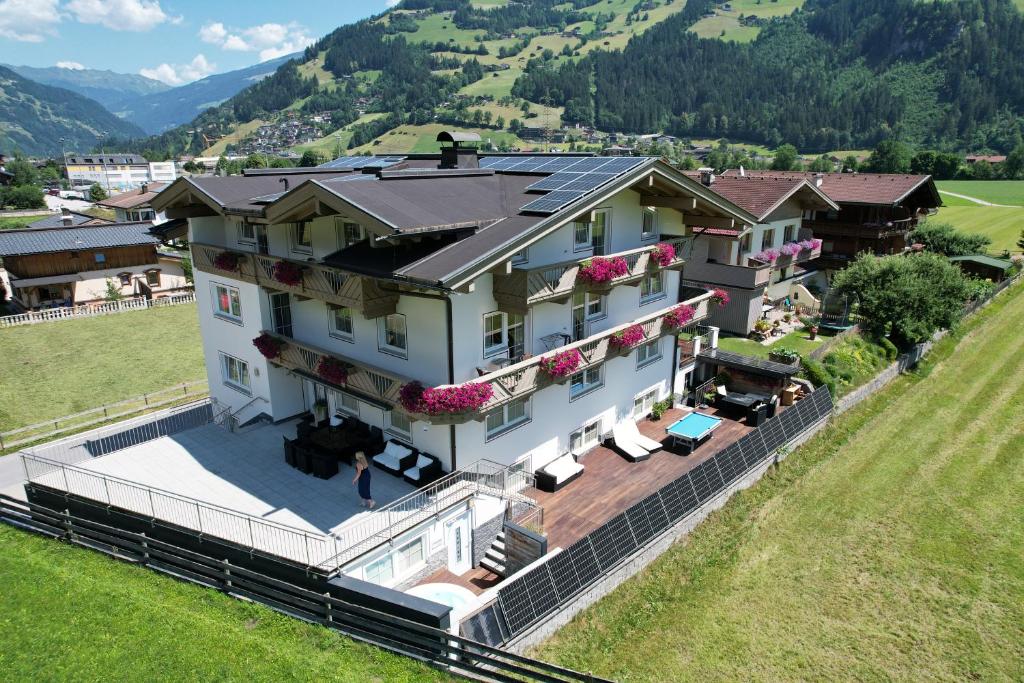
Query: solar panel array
[
  {"left": 318, "top": 155, "right": 406, "bottom": 169},
  {"left": 479, "top": 156, "right": 650, "bottom": 215},
  {"left": 461, "top": 387, "right": 834, "bottom": 643}
]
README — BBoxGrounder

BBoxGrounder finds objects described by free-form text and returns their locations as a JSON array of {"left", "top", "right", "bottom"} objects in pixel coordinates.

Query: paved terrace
[{"left": 36, "top": 420, "right": 415, "bottom": 538}]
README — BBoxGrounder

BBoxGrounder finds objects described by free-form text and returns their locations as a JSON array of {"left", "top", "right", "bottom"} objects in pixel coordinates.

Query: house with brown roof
[
  {"left": 97, "top": 181, "right": 169, "bottom": 223},
  {"left": 680, "top": 171, "right": 837, "bottom": 334},
  {"left": 722, "top": 170, "right": 941, "bottom": 271}
]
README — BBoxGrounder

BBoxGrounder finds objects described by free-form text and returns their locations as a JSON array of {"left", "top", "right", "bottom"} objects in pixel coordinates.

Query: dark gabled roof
[
  {"left": 686, "top": 173, "right": 837, "bottom": 221},
  {"left": 148, "top": 218, "right": 188, "bottom": 241},
  {"left": 698, "top": 348, "right": 798, "bottom": 380},
  {"left": 720, "top": 170, "right": 939, "bottom": 207},
  {"left": 27, "top": 211, "right": 113, "bottom": 229},
  {"left": 97, "top": 182, "right": 168, "bottom": 210},
  {"left": 0, "top": 223, "right": 158, "bottom": 256},
  {"left": 949, "top": 254, "right": 1013, "bottom": 270}
]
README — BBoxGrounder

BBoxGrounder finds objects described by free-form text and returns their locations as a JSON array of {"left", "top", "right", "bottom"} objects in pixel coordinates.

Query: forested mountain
[
  {"left": 3, "top": 64, "right": 168, "bottom": 113},
  {"left": 0, "top": 66, "right": 145, "bottom": 156},
  {"left": 119, "top": 0, "right": 1024, "bottom": 159}
]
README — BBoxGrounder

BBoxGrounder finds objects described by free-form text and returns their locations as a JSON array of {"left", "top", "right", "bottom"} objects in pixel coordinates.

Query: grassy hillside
[
  {"left": 690, "top": 0, "right": 806, "bottom": 42},
  {"left": 936, "top": 180, "right": 1024, "bottom": 205},
  {"left": 538, "top": 281, "right": 1024, "bottom": 681},
  {"left": 934, "top": 205, "right": 1024, "bottom": 254}
]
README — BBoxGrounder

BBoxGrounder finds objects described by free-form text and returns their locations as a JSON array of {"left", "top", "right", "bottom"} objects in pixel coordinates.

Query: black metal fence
[
  {"left": 463, "top": 387, "right": 835, "bottom": 646},
  {"left": 0, "top": 493, "right": 609, "bottom": 683}
]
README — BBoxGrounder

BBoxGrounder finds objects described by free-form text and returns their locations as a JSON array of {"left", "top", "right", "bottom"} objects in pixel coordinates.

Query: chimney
[
  {"left": 437, "top": 131, "right": 481, "bottom": 169},
  {"left": 699, "top": 169, "right": 715, "bottom": 186},
  {"left": 62, "top": 214, "right": 73, "bottom": 226},
  {"left": 140, "top": 182, "right": 148, "bottom": 194},
  {"left": 738, "top": 165, "right": 746, "bottom": 177},
  {"left": 61, "top": 207, "right": 71, "bottom": 216},
  {"left": 814, "top": 172, "right": 824, "bottom": 188}
]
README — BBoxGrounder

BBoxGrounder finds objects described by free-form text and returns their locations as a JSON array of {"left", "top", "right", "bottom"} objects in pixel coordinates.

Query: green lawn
[
  {"left": 934, "top": 205, "right": 1024, "bottom": 254},
  {"left": 715, "top": 328, "right": 829, "bottom": 359},
  {"left": 538, "top": 282, "right": 1024, "bottom": 681},
  {"left": 936, "top": 180, "right": 1024, "bottom": 206},
  {"left": 0, "top": 524, "right": 444, "bottom": 682},
  {"left": 690, "top": 0, "right": 806, "bottom": 42},
  {"left": 0, "top": 304, "right": 205, "bottom": 432},
  {"left": 0, "top": 214, "right": 49, "bottom": 230}
]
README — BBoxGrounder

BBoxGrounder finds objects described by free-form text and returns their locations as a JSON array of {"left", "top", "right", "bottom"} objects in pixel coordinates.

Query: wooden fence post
[
  {"left": 140, "top": 532, "right": 150, "bottom": 563},
  {"left": 223, "top": 558, "right": 232, "bottom": 590},
  {"left": 324, "top": 592, "right": 333, "bottom": 624}
]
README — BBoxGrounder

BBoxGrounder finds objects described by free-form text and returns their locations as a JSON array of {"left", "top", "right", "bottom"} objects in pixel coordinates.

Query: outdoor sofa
[
  {"left": 535, "top": 453, "right": 584, "bottom": 492},
  {"left": 372, "top": 440, "right": 418, "bottom": 476}
]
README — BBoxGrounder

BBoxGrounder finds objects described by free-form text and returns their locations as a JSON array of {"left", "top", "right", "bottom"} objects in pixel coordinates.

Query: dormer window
[{"left": 290, "top": 221, "right": 312, "bottom": 254}]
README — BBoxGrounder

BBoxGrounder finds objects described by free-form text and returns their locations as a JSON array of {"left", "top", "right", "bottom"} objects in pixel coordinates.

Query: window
[
  {"left": 636, "top": 339, "right": 662, "bottom": 368},
  {"left": 574, "top": 210, "right": 610, "bottom": 254},
  {"left": 237, "top": 221, "right": 256, "bottom": 244},
  {"left": 570, "top": 420, "right": 601, "bottom": 454},
  {"left": 94, "top": 252, "right": 106, "bottom": 263},
  {"left": 386, "top": 411, "right": 412, "bottom": 439},
  {"left": 378, "top": 313, "right": 407, "bottom": 357},
  {"left": 364, "top": 537, "right": 424, "bottom": 586},
  {"left": 395, "top": 537, "right": 425, "bottom": 574},
  {"left": 784, "top": 224, "right": 796, "bottom": 242},
  {"left": 219, "top": 353, "right": 251, "bottom": 394},
  {"left": 336, "top": 219, "right": 365, "bottom": 248},
  {"left": 485, "top": 398, "right": 531, "bottom": 439},
  {"left": 483, "top": 312, "right": 507, "bottom": 357},
  {"left": 573, "top": 219, "right": 591, "bottom": 251},
  {"left": 760, "top": 228, "right": 775, "bottom": 250},
  {"left": 145, "top": 270, "right": 161, "bottom": 287},
  {"left": 641, "top": 207, "right": 659, "bottom": 241},
  {"left": 507, "top": 313, "right": 525, "bottom": 361},
  {"left": 330, "top": 389, "right": 359, "bottom": 416},
  {"left": 739, "top": 232, "right": 752, "bottom": 254},
  {"left": 212, "top": 283, "right": 242, "bottom": 321},
  {"left": 329, "top": 306, "right": 354, "bottom": 341},
  {"left": 572, "top": 292, "right": 605, "bottom": 341},
  {"left": 639, "top": 271, "right": 665, "bottom": 304},
  {"left": 269, "top": 292, "right": 292, "bottom": 337},
  {"left": 117, "top": 272, "right": 132, "bottom": 286},
  {"left": 569, "top": 366, "right": 603, "bottom": 400},
  {"left": 290, "top": 222, "right": 312, "bottom": 254},
  {"left": 365, "top": 555, "right": 393, "bottom": 585},
  {"left": 511, "top": 247, "right": 528, "bottom": 265},
  {"left": 633, "top": 388, "right": 658, "bottom": 418}
]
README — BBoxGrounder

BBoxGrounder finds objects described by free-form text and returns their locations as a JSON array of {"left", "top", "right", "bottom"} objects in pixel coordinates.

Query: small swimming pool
[
  {"left": 405, "top": 583, "right": 480, "bottom": 619},
  {"left": 666, "top": 412, "right": 723, "bottom": 441}
]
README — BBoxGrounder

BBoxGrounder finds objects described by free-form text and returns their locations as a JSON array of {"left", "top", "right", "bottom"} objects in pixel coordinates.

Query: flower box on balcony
[
  {"left": 650, "top": 242, "right": 676, "bottom": 268},
  {"left": 317, "top": 357, "right": 348, "bottom": 385},
  {"left": 399, "top": 381, "right": 494, "bottom": 416},
  {"left": 252, "top": 332, "right": 286, "bottom": 360},
  {"left": 663, "top": 304, "right": 697, "bottom": 330},
  {"left": 213, "top": 251, "right": 244, "bottom": 272},
  {"left": 577, "top": 256, "right": 628, "bottom": 286},
  {"left": 272, "top": 260, "right": 305, "bottom": 287},
  {"left": 540, "top": 348, "right": 582, "bottom": 381},
  {"left": 609, "top": 324, "right": 646, "bottom": 350},
  {"left": 710, "top": 288, "right": 730, "bottom": 307},
  {"left": 750, "top": 248, "right": 780, "bottom": 265},
  {"left": 780, "top": 242, "right": 803, "bottom": 258}
]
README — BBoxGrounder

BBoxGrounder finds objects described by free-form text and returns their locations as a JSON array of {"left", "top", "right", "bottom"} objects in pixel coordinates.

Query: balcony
[
  {"left": 492, "top": 237, "right": 692, "bottom": 314},
  {"left": 192, "top": 243, "right": 399, "bottom": 318},
  {"left": 408, "top": 290, "right": 712, "bottom": 425},
  {"left": 260, "top": 331, "right": 411, "bottom": 408},
  {"left": 803, "top": 219, "right": 914, "bottom": 240},
  {"left": 683, "top": 259, "right": 771, "bottom": 289},
  {"left": 744, "top": 229, "right": 823, "bottom": 271}
]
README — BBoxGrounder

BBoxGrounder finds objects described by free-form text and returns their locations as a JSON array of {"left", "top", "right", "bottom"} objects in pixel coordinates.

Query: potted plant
[
  {"left": 808, "top": 324, "right": 819, "bottom": 340},
  {"left": 650, "top": 399, "right": 671, "bottom": 420},
  {"left": 316, "top": 356, "right": 348, "bottom": 385},
  {"left": 539, "top": 348, "right": 582, "bottom": 381},
  {"left": 577, "top": 256, "right": 629, "bottom": 285},
  {"left": 663, "top": 304, "right": 696, "bottom": 330},
  {"left": 252, "top": 332, "right": 286, "bottom": 360},
  {"left": 768, "top": 346, "right": 801, "bottom": 365},
  {"left": 783, "top": 312, "right": 793, "bottom": 323},
  {"left": 710, "top": 288, "right": 731, "bottom": 307},
  {"left": 400, "top": 380, "right": 494, "bottom": 416},
  {"left": 313, "top": 398, "right": 328, "bottom": 424},
  {"left": 272, "top": 260, "right": 305, "bottom": 287},
  {"left": 650, "top": 242, "right": 676, "bottom": 267},
  {"left": 701, "top": 390, "right": 718, "bottom": 408},
  {"left": 609, "top": 324, "right": 645, "bottom": 349},
  {"left": 213, "top": 251, "right": 243, "bottom": 272}
]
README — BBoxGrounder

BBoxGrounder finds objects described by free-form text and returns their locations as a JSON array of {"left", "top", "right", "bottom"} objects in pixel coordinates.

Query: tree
[
  {"left": 298, "top": 150, "right": 327, "bottom": 167},
  {"left": 103, "top": 278, "right": 125, "bottom": 302},
  {"left": 842, "top": 155, "right": 860, "bottom": 172},
  {"left": 88, "top": 183, "right": 107, "bottom": 202},
  {"left": 909, "top": 221, "right": 991, "bottom": 256},
  {"left": 771, "top": 144, "right": 798, "bottom": 171},
  {"left": 831, "top": 252, "right": 971, "bottom": 348},
  {"left": 808, "top": 155, "right": 834, "bottom": 172},
  {"left": 0, "top": 185, "right": 45, "bottom": 209},
  {"left": 6, "top": 154, "right": 38, "bottom": 186},
  {"left": 1004, "top": 144, "right": 1024, "bottom": 180},
  {"left": 181, "top": 253, "right": 194, "bottom": 284},
  {"left": 865, "top": 139, "right": 912, "bottom": 174},
  {"left": 1016, "top": 228, "right": 1024, "bottom": 252}
]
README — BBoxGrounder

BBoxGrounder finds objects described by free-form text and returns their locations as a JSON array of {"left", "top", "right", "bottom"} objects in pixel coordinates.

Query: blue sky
[{"left": 0, "top": 0, "right": 395, "bottom": 85}]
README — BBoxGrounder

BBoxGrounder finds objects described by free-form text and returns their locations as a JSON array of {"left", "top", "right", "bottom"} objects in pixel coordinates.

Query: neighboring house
[
  {"left": 964, "top": 154, "right": 1006, "bottom": 165},
  {"left": 26, "top": 208, "right": 113, "bottom": 229},
  {"left": 65, "top": 155, "right": 177, "bottom": 193},
  {"left": 681, "top": 171, "right": 837, "bottom": 334},
  {"left": 97, "top": 182, "right": 169, "bottom": 223},
  {"left": 0, "top": 223, "right": 189, "bottom": 309},
  {"left": 948, "top": 254, "right": 1014, "bottom": 282},
  {"left": 152, "top": 134, "right": 756, "bottom": 478},
  {"left": 722, "top": 170, "right": 942, "bottom": 272}
]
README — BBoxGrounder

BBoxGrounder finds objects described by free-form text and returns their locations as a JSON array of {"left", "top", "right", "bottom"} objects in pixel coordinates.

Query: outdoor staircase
[{"left": 479, "top": 531, "right": 507, "bottom": 578}]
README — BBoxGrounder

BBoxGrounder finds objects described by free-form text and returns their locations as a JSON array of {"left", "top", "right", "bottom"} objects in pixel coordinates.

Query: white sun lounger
[
  {"left": 611, "top": 423, "right": 651, "bottom": 462},
  {"left": 620, "top": 419, "right": 664, "bottom": 452}
]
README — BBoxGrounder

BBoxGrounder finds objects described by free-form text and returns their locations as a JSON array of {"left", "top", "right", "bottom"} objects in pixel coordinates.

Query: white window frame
[
  {"left": 570, "top": 419, "right": 602, "bottom": 455},
  {"left": 633, "top": 387, "right": 659, "bottom": 418},
  {"left": 364, "top": 554, "right": 394, "bottom": 585},
  {"left": 219, "top": 352, "right": 251, "bottom": 395},
  {"left": 336, "top": 218, "right": 365, "bottom": 248},
  {"left": 363, "top": 535, "right": 425, "bottom": 587},
  {"left": 394, "top": 536, "right": 425, "bottom": 576},
  {"left": 290, "top": 221, "right": 312, "bottom": 254},
  {"left": 328, "top": 306, "right": 354, "bottom": 341},
  {"left": 760, "top": 227, "right": 775, "bottom": 251},
  {"left": 485, "top": 398, "right": 531, "bottom": 440},
  {"left": 211, "top": 283, "right": 242, "bottom": 323},
  {"left": 386, "top": 411, "right": 412, "bottom": 440},
  {"left": 636, "top": 338, "right": 662, "bottom": 369},
  {"left": 784, "top": 224, "right": 796, "bottom": 242},
  {"left": 639, "top": 271, "right": 665, "bottom": 305},
  {"left": 573, "top": 218, "right": 591, "bottom": 252},
  {"left": 483, "top": 311, "right": 508, "bottom": 358},
  {"left": 641, "top": 207, "right": 659, "bottom": 241},
  {"left": 573, "top": 209, "right": 610, "bottom": 253},
  {"left": 378, "top": 313, "right": 408, "bottom": 358},
  {"left": 330, "top": 389, "right": 359, "bottom": 417},
  {"left": 569, "top": 365, "right": 603, "bottom": 400},
  {"left": 237, "top": 221, "right": 256, "bottom": 245},
  {"left": 510, "top": 247, "right": 529, "bottom": 265}
]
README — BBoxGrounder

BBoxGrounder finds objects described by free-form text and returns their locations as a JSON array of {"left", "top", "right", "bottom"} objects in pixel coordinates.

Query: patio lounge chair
[
  {"left": 403, "top": 453, "right": 442, "bottom": 486},
  {"left": 610, "top": 423, "right": 652, "bottom": 462},
  {"left": 619, "top": 419, "right": 664, "bottom": 452},
  {"left": 535, "top": 453, "right": 584, "bottom": 492},
  {"left": 372, "top": 440, "right": 417, "bottom": 476}
]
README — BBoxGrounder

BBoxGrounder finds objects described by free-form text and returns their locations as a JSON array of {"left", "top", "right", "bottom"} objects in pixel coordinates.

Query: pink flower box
[
  {"left": 316, "top": 357, "right": 348, "bottom": 385},
  {"left": 752, "top": 248, "right": 780, "bottom": 263},
  {"left": 710, "top": 288, "right": 730, "bottom": 307},
  {"left": 213, "top": 251, "right": 243, "bottom": 272},
  {"left": 650, "top": 242, "right": 676, "bottom": 267},
  {"left": 399, "top": 381, "right": 494, "bottom": 415},
  {"left": 540, "top": 348, "right": 582, "bottom": 379},
  {"left": 273, "top": 260, "right": 305, "bottom": 287},
  {"left": 663, "top": 304, "right": 696, "bottom": 330},
  {"left": 577, "top": 256, "right": 629, "bottom": 284},
  {"left": 780, "top": 242, "right": 802, "bottom": 257},
  {"left": 609, "top": 324, "right": 645, "bottom": 349},
  {"left": 252, "top": 332, "right": 285, "bottom": 360}
]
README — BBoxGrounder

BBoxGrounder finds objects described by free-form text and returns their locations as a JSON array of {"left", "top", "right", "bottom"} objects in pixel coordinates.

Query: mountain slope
[
  {"left": 3, "top": 64, "right": 169, "bottom": 113},
  {"left": 0, "top": 66, "right": 145, "bottom": 155},
  {"left": 116, "top": 54, "right": 298, "bottom": 134}
]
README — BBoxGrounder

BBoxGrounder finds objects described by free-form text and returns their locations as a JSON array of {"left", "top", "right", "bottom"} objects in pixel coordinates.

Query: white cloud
[
  {"left": 386, "top": 0, "right": 401, "bottom": 7},
  {"left": 56, "top": 60, "right": 86, "bottom": 69},
  {"left": 66, "top": 0, "right": 168, "bottom": 32},
  {"left": 199, "top": 20, "right": 314, "bottom": 62},
  {"left": 140, "top": 53, "right": 215, "bottom": 86},
  {"left": 0, "top": 0, "right": 61, "bottom": 42}
]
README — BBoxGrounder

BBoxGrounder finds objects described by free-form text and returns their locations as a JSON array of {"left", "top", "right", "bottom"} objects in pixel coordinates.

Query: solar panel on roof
[
  {"left": 555, "top": 173, "right": 616, "bottom": 192},
  {"left": 534, "top": 157, "right": 589, "bottom": 172},
  {"left": 520, "top": 190, "right": 586, "bottom": 214},
  {"left": 249, "top": 191, "right": 286, "bottom": 204},
  {"left": 318, "top": 155, "right": 404, "bottom": 169},
  {"left": 524, "top": 172, "right": 584, "bottom": 191}
]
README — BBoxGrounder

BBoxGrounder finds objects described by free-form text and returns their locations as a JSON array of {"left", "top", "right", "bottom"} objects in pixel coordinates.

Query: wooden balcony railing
[
  {"left": 493, "top": 237, "right": 693, "bottom": 314},
  {"left": 409, "top": 290, "right": 712, "bottom": 425},
  {"left": 261, "top": 331, "right": 411, "bottom": 408},
  {"left": 682, "top": 259, "right": 771, "bottom": 289},
  {"left": 192, "top": 243, "right": 399, "bottom": 318}
]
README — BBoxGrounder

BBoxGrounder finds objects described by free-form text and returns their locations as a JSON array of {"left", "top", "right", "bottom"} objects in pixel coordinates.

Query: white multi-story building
[
  {"left": 66, "top": 155, "right": 178, "bottom": 193},
  {"left": 153, "top": 136, "right": 756, "bottom": 478}
]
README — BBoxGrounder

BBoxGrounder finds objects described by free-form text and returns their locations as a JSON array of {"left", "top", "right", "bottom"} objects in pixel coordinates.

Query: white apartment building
[
  {"left": 66, "top": 155, "right": 178, "bottom": 193},
  {"left": 152, "top": 138, "right": 756, "bottom": 478}
]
